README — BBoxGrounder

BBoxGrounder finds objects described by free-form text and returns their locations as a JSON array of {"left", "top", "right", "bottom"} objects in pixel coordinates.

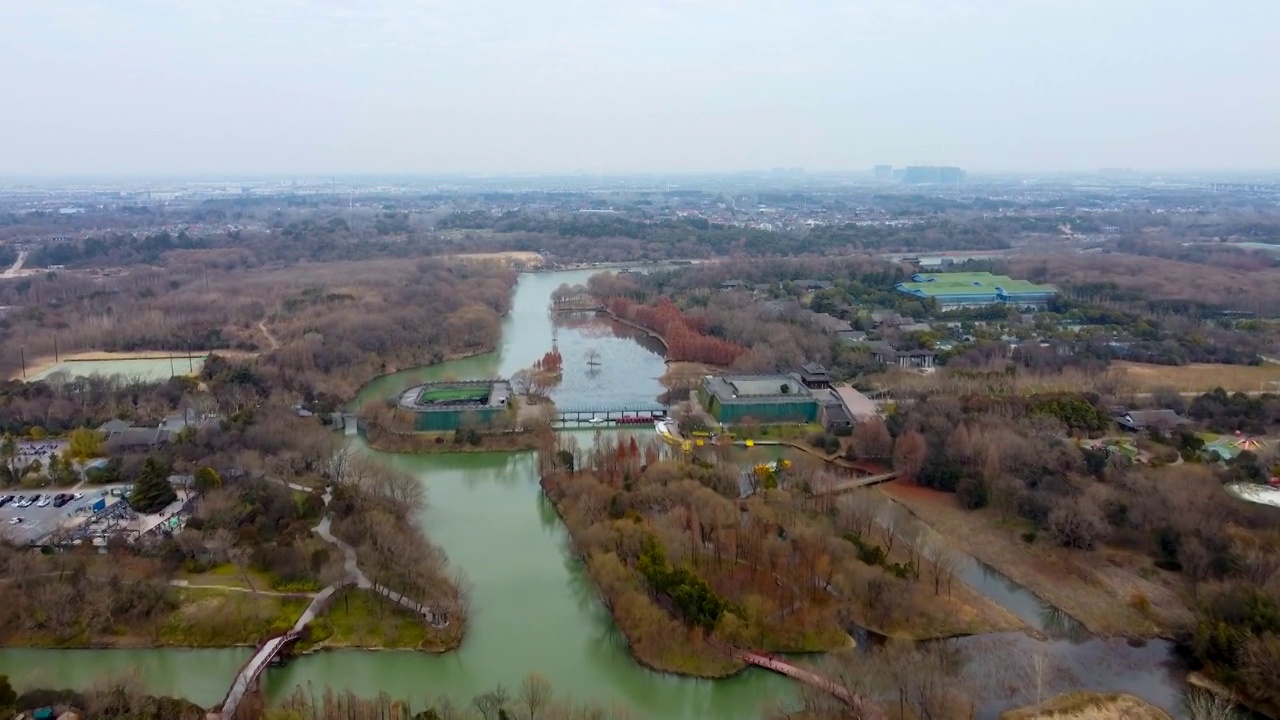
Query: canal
[{"left": 0, "top": 269, "right": 1211, "bottom": 719}]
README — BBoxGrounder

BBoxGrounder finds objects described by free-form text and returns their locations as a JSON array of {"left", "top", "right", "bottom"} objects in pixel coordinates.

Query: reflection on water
[
  {"left": 0, "top": 271, "right": 1229, "bottom": 720},
  {"left": 959, "top": 633, "right": 1188, "bottom": 720},
  {"left": 353, "top": 270, "right": 668, "bottom": 412}
]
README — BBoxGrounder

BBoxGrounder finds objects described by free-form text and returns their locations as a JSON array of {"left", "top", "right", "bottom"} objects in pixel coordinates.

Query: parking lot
[{"left": 0, "top": 485, "right": 131, "bottom": 544}]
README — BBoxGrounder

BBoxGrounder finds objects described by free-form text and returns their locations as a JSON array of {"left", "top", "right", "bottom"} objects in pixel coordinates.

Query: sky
[{"left": 1, "top": 0, "right": 1278, "bottom": 175}]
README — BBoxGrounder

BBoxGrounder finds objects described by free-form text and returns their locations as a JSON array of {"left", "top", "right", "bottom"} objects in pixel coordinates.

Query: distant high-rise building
[
  {"left": 873, "top": 165, "right": 894, "bottom": 181},
  {"left": 901, "top": 166, "right": 965, "bottom": 185}
]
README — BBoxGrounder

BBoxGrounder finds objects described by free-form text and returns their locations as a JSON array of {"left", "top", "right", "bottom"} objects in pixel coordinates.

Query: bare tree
[
  {"left": 518, "top": 672, "right": 553, "bottom": 720},
  {"left": 473, "top": 686, "right": 510, "bottom": 720},
  {"left": 1184, "top": 689, "right": 1245, "bottom": 720},
  {"left": 881, "top": 502, "right": 903, "bottom": 555},
  {"left": 836, "top": 492, "right": 880, "bottom": 540},
  {"left": 901, "top": 519, "right": 925, "bottom": 580}
]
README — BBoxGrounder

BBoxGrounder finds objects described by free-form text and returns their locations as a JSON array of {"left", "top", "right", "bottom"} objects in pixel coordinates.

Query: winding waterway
[{"left": 0, "top": 270, "right": 1216, "bottom": 719}]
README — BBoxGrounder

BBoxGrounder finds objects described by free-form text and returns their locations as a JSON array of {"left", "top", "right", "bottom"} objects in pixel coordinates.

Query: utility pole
[
  {"left": 53, "top": 333, "right": 58, "bottom": 363},
  {"left": 20, "top": 345, "right": 26, "bottom": 379}
]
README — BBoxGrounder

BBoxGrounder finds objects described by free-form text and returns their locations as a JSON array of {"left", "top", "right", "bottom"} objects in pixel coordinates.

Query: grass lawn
[
  {"left": 160, "top": 588, "right": 310, "bottom": 646},
  {"left": 731, "top": 423, "right": 826, "bottom": 441},
  {"left": 177, "top": 564, "right": 275, "bottom": 591},
  {"left": 418, "top": 387, "right": 489, "bottom": 404},
  {"left": 1112, "top": 360, "right": 1280, "bottom": 393},
  {"left": 304, "top": 587, "right": 458, "bottom": 652}
]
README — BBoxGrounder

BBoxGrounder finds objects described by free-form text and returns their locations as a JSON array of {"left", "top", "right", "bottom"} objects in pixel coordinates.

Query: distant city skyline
[{"left": 2, "top": 1, "right": 1277, "bottom": 176}]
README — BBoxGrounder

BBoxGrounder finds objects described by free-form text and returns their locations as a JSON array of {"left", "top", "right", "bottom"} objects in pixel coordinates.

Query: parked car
[
  {"left": 8, "top": 517, "right": 22, "bottom": 524},
  {"left": 37, "top": 497, "right": 52, "bottom": 508}
]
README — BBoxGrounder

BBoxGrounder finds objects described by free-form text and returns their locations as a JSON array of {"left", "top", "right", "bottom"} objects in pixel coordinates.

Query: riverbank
[
  {"left": 882, "top": 480, "right": 1190, "bottom": 638},
  {"left": 540, "top": 474, "right": 746, "bottom": 678},
  {"left": 363, "top": 422, "right": 540, "bottom": 454},
  {"left": 0, "top": 585, "right": 453, "bottom": 654},
  {"left": 538, "top": 452, "right": 1028, "bottom": 681},
  {"left": 1000, "top": 691, "right": 1173, "bottom": 720},
  {"left": 298, "top": 587, "right": 461, "bottom": 654}
]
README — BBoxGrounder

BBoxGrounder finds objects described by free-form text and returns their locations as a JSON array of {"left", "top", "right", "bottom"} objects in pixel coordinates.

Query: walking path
[
  {"left": 257, "top": 321, "right": 280, "bottom": 351},
  {"left": 723, "top": 646, "right": 885, "bottom": 720},
  {"left": 216, "top": 484, "right": 441, "bottom": 718},
  {"left": 1, "top": 250, "right": 28, "bottom": 278},
  {"left": 170, "top": 579, "right": 317, "bottom": 597},
  {"left": 811, "top": 471, "right": 898, "bottom": 496}
]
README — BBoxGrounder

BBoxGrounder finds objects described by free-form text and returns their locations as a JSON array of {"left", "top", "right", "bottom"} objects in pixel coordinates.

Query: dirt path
[
  {"left": 2, "top": 250, "right": 28, "bottom": 278},
  {"left": 257, "top": 321, "right": 280, "bottom": 351},
  {"left": 170, "top": 579, "right": 317, "bottom": 598}
]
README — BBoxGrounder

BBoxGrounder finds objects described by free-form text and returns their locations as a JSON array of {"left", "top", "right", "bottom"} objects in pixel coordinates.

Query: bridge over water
[
  {"left": 553, "top": 404, "right": 666, "bottom": 425},
  {"left": 213, "top": 486, "right": 443, "bottom": 719},
  {"left": 719, "top": 645, "right": 886, "bottom": 720}
]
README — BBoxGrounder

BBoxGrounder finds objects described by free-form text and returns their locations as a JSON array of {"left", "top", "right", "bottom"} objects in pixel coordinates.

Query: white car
[
  {"left": 8, "top": 517, "right": 22, "bottom": 525},
  {"left": 72, "top": 493, "right": 84, "bottom": 500},
  {"left": 587, "top": 417, "right": 606, "bottom": 424},
  {"left": 37, "top": 497, "right": 52, "bottom": 508}
]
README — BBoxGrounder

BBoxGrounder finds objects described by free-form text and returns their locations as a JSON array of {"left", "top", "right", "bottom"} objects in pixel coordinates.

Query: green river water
[
  {"left": 0, "top": 270, "right": 795, "bottom": 718},
  {"left": 0, "top": 269, "right": 1223, "bottom": 720}
]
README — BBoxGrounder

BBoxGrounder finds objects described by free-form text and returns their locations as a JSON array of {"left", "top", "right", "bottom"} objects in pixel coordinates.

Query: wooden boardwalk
[
  {"left": 214, "top": 485, "right": 442, "bottom": 718},
  {"left": 728, "top": 647, "right": 886, "bottom": 720},
  {"left": 811, "top": 471, "right": 898, "bottom": 496}
]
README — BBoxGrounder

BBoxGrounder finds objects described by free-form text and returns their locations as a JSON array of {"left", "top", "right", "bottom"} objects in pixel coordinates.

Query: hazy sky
[{"left": 2, "top": 0, "right": 1277, "bottom": 175}]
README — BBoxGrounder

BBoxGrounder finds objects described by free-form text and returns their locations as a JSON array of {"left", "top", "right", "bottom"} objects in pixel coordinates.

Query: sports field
[{"left": 418, "top": 387, "right": 489, "bottom": 404}]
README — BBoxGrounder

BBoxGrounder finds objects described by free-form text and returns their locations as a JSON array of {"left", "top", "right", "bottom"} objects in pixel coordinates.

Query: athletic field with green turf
[{"left": 418, "top": 386, "right": 490, "bottom": 404}]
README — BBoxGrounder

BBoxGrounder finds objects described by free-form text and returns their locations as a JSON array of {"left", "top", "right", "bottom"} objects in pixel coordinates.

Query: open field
[
  {"left": 1111, "top": 360, "right": 1280, "bottom": 393},
  {"left": 878, "top": 360, "right": 1280, "bottom": 397},
  {"left": 445, "top": 250, "right": 543, "bottom": 266},
  {"left": 16, "top": 349, "right": 256, "bottom": 382},
  {"left": 302, "top": 587, "right": 457, "bottom": 652},
  {"left": 159, "top": 588, "right": 310, "bottom": 647},
  {"left": 1000, "top": 692, "right": 1172, "bottom": 720},
  {"left": 419, "top": 386, "right": 489, "bottom": 404},
  {"left": 881, "top": 481, "right": 1191, "bottom": 638}
]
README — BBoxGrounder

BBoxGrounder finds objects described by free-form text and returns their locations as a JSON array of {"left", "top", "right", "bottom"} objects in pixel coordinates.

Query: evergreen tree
[
  {"left": 130, "top": 456, "right": 177, "bottom": 513},
  {"left": 194, "top": 466, "right": 221, "bottom": 492}
]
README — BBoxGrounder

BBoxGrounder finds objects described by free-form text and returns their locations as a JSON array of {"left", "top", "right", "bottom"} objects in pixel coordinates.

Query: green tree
[
  {"left": 67, "top": 427, "right": 103, "bottom": 460},
  {"left": 0, "top": 674, "right": 14, "bottom": 710},
  {"left": 0, "top": 435, "right": 18, "bottom": 486},
  {"left": 555, "top": 449, "right": 575, "bottom": 473},
  {"left": 130, "top": 457, "right": 177, "bottom": 514},
  {"left": 194, "top": 466, "right": 221, "bottom": 492},
  {"left": 52, "top": 452, "right": 78, "bottom": 485}
]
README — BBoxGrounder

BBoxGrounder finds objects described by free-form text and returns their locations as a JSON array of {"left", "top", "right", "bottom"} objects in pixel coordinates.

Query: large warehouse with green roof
[{"left": 895, "top": 272, "right": 1057, "bottom": 309}]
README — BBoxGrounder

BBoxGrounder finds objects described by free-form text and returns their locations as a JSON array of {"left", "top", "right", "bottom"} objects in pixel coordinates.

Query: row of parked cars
[{"left": 0, "top": 492, "right": 83, "bottom": 509}]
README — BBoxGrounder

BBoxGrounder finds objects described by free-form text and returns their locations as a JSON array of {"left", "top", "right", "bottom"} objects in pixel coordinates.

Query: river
[{"left": 0, "top": 270, "right": 1211, "bottom": 719}]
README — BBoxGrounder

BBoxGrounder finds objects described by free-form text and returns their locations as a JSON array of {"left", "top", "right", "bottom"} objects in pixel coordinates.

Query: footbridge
[
  {"left": 554, "top": 404, "right": 666, "bottom": 424},
  {"left": 726, "top": 646, "right": 885, "bottom": 720},
  {"left": 811, "top": 471, "right": 898, "bottom": 496},
  {"left": 213, "top": 486, "right": 443, "bottom": 719}
]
